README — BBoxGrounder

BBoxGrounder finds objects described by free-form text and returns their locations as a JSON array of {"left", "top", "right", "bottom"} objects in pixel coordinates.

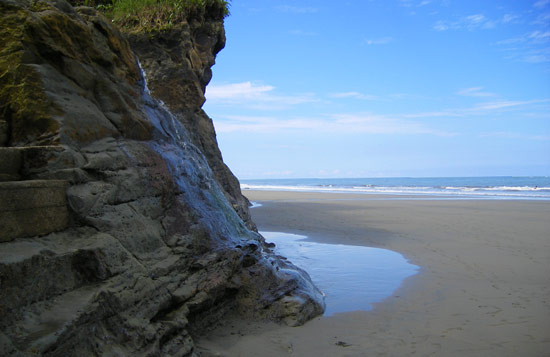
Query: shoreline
[{"left": 197, "top": 190, "right": 550, "bottom": 356}]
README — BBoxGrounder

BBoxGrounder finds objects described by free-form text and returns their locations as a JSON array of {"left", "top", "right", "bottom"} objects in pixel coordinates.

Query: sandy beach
[{"left": 197, "top": 191, "right": 550, "bottom": 356}]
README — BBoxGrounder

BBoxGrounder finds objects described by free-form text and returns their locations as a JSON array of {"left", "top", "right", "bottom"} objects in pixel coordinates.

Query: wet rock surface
[
  {"left": 127, "top": 21, "right": 255, "bottom": 231},
  {"left": 0, "top": 1, "right": 324, "bottom": 355}
]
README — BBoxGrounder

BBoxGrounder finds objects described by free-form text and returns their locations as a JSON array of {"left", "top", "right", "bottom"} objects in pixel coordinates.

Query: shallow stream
[{"left": 262, "top": 231, "right": 419, "bottom": 316}]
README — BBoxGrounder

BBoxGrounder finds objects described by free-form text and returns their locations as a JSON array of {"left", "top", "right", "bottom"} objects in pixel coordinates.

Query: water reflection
[{"left": 262, "top": 231, "right": 418, "bottom": 316}]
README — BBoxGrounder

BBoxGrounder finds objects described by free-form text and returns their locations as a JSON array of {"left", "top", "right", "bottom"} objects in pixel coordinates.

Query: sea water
[
  {"left": 242, "top": 176, "right": 550, "bottom": 200},
  {"left": 262, "top": 231, "right": 419, "bottom": 316}
]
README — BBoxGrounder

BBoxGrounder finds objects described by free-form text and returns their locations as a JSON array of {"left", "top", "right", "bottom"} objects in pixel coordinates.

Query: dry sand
[{"left": 197, "top": 191, "right": 550, "bottom": 356}]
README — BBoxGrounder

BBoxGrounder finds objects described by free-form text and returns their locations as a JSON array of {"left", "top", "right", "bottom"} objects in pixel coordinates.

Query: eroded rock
[{"left": 0, "top": 0, "right": 324, "bottom": 355}]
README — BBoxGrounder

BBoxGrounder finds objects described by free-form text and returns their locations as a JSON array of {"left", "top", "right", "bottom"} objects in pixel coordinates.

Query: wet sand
[{"left": 197, "top": 191, "right": 550, "bottom": 356}]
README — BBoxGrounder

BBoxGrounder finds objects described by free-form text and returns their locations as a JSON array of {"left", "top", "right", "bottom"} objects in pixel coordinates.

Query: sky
[{"left": 203, "top": 0, "right": 550, "bottom": 179}]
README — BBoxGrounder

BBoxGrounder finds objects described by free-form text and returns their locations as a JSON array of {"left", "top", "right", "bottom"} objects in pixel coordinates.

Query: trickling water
[
  {"left": 137, "top": 61, "right": 250, "bottom": 240},
  {"left": 249, "top": 201, "right": 263, "bottom": 208},
  {"left": 262, "top": 231, "right": 419, "bottom": 316},
  {"left": 134, "top": 63, "right": 327, "bottom": 312}
]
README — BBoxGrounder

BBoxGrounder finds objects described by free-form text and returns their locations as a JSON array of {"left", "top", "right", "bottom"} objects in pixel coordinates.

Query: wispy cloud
[
  {"left": 433, "top": 21, "right": 449, "bottom": 31},
  {"left": 501, "top": 14, "right": 520, "bottom": 24},
  {"left": 399, "top": 0, "right": 436, "bottom": 7},
  {"left": 206, "top": 82, "right": 274, "bottom": 100},
  {"left": 497, "top": 31, "right": 550, "bottom": 45},
  {"left": 434, "top": 13, "right": 501, "bottom": 31},
  {"left": 457, "top": 87, "right": 496, "bottom": 98},
  {"left": 402, "top": 99, "right": 550, "bottom": 118},
  {"left": 214, "top": 113, "right": 454, "bottom": 136},
  {"left": 206, "top": 82, "right": 317, "bottom": 110},
  {"left": 365, "top": 37, "right": 393, "bottom": 45},
  {"left": 529, "top": 30, "right": 550, "bottom": 41},
  {"left": 496, "top": 30, "right": 550, "bottom": 63},
  {"left": 534, "top": 0, "right": 550, "bottom": 8},
  {"left": 480, "top": 132, "right": 550, "bottom": 141},
  {"left": 473, "top": 100, "right": 548, "bottom": 111},
  {"left": 214, "top": 115, "right": 320, "bottom": 133},
  {"left": 532, "top": 11, "right": 550, "bottom": 25},
  {"left": 466, "top": 14, "right": 488, "bottom": 26},
  {"left": 330, "top": 92, "right": 379, "bottom": 100},
  {"left": 524, "top": 51, "right": 550, "bottom": 63},
  {"left": 331, "top": 114, "right": 454, "bottom": 136},
  {"left": 276, "top": 5, "right": 318, "bottom": 14}
]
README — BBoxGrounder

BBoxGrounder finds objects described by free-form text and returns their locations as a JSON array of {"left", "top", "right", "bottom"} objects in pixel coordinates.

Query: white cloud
[
  {"left": 524, "top": 53, "right": 550, "bottom": 63},
  {"left": 496, "top": 30, "right": 549, "bottom": 46},
  {"left": 501, "top": 14, "right": 519, "bottom": 24},
  {"left": 457, "top": 87, "right": 496, "bottom": 97},
  {"left": 466, "top": 14, "right": 485, "bottom": 25},
  {"left": 214, "top": 115, "right": 320, "bottom": 133},
  {"left": 365, "top": 37, "right": 393, "bottom": 45},
  {"left": 473, "top": 100, "right": 548, "bottom": 110},
  {"left": 433, "top": 21, "right": 450, "bottom": 31},
  {"left": 214, "top": 113, "right": 453, "bottom": 136},
  {"left": 206, "top": 82, "right": 317, "bottom": 110},
  {"left": 532, "top": 12, "right": 550, "bottom": 25},
  {"left": 331, "top": 114, "right": 454, "bottom": 135},
  {"left": 496, "top": 37, "right": 525, "bottom": 45},
  {"left": 400, "top": 0, "right": 434, "bottom": 8},
  {"left": 206, "top": 82, "right": 274, "bottom": 100},
  {"left": 402, "top": 99, "right": 550, "bottom": 118},
  {"left": 434, "top": 13, "right": 507, "bottom": 31},
  {"left": 529, "top": 30, "right": 550, "bottom": 41},
  {"left": 330, "top": 92, "right": 379, "bottom": 100},
  {"left": 496, "top": 30, "right": 550, "bottom": 63}
]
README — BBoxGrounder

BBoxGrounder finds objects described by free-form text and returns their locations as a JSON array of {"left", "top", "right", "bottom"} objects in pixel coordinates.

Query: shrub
[{"left": 72, "top": 0, "right": 230, "bottom": 32}]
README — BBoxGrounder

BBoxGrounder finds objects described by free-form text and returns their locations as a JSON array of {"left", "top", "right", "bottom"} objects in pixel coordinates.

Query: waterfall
[{"left": 137, "top": 62, "right": 250, "bottom": 242}]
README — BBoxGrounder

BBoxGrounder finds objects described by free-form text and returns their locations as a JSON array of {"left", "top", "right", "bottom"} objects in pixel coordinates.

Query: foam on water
[
  {"left": 262, "top": 231, "right": 419, "bottom": 316},
  {"left": 249, "top": 201, "right": 263, "bottom": 208},
  {"left": 241, "top": 177, "right": 550, "bottom": 200}
]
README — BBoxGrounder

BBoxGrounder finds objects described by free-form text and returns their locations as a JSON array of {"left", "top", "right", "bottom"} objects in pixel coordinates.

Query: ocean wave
[
  {"left": 240, "top": 183, "right": 550, "bottom": 199},
  {"left": 444, "top": 186, "right": 550, "bottom": 192}
]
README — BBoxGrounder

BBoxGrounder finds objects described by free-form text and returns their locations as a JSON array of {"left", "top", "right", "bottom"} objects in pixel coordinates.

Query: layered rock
[
  {"left": 0, "top": 1, "right": 324, "bottom": 355},
  {"left": 126, "top": 18, "right": 256, "bottom": 231}
]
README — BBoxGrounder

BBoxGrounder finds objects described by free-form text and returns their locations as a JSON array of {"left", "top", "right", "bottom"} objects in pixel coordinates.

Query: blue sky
[{"left": 204, "top": 0, "right": 550, "bottom": 179}]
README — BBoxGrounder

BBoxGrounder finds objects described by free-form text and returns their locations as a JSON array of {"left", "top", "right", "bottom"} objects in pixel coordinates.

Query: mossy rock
[
  {"left": 0, "top": 0, "right": 152, "bottom": 147},
  {"left": 0, "top": 1, "right": 60, "bottom": 145}
]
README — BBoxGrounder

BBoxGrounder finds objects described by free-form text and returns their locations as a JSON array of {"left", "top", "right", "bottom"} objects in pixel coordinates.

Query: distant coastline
[{"left": 241, "top": 176, "right": 550, "bottom": 200}]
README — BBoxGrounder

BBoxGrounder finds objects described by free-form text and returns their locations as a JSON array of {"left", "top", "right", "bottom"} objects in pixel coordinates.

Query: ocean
[{"left": 240, "top": 177, "right": 550, "bottom": 200}]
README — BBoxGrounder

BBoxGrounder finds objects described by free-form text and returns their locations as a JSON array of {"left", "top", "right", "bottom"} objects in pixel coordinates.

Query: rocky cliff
[{"left": 0, "top": 0, "right": 324, "bottom": 355}]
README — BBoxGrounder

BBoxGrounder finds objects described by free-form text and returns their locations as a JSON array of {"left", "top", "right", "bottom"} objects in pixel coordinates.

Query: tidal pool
[{"left": 262, "top": 231, "right": 419, "bottom": 316}]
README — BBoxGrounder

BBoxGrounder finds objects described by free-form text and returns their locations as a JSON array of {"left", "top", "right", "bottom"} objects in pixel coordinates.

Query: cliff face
[
  {"left": 0, "top": 1, "right": 324, "bottom": 355},
  {"left": 126, "top": 20, "right": 256, "bottom": 230}
]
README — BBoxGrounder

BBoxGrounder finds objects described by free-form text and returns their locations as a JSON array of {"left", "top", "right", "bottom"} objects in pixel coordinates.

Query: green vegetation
[{"left": 70, "top": 0, "right": 230, "bottom": 32}]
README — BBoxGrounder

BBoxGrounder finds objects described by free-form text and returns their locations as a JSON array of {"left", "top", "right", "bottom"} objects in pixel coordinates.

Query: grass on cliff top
[{"left": 76, "top": 0, "right": 230, "bottom": 32}]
